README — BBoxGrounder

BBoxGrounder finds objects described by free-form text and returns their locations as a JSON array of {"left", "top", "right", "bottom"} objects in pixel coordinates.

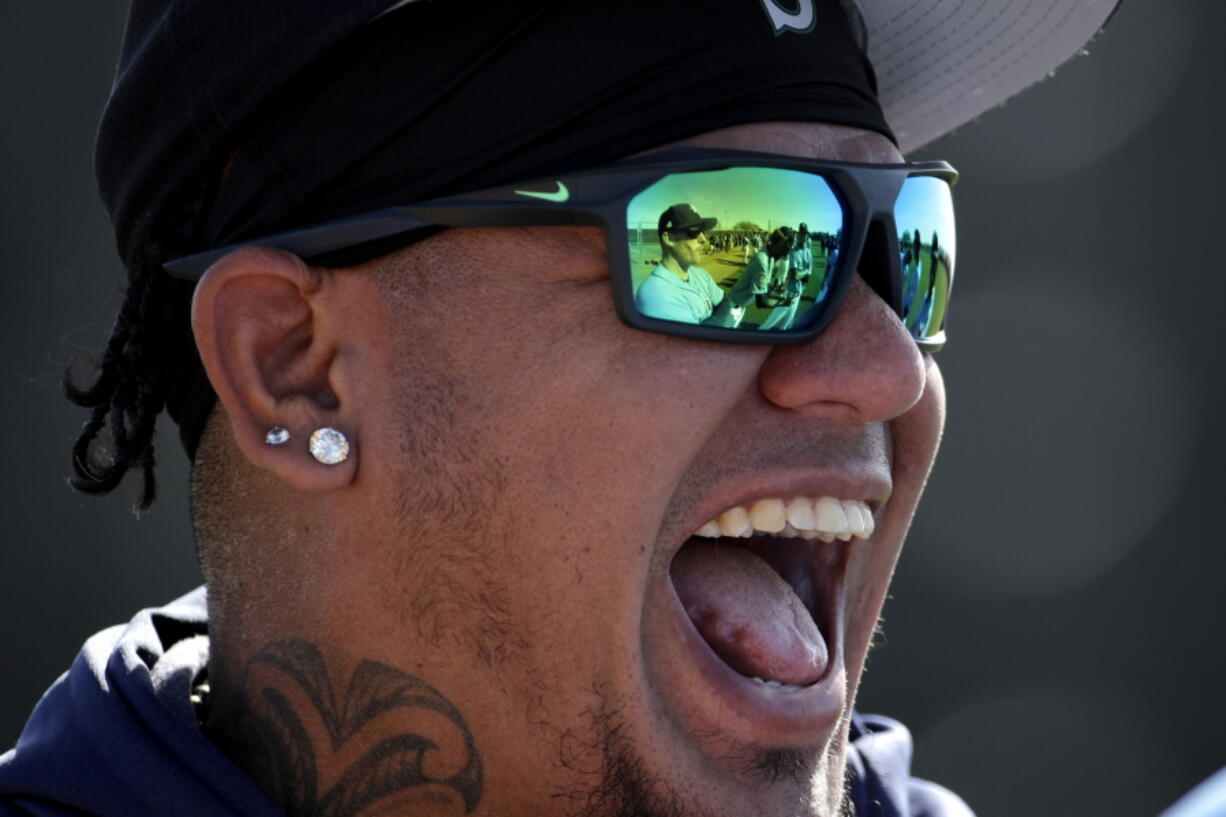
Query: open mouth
[{"left": 668, "top": 496, "right": 873, "bottom": 690}]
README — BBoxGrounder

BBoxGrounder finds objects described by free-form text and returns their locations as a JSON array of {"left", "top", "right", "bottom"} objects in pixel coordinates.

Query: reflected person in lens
[
  {"left": 725, "top": 225, "right": 794, "bottom": 328},
  {"left": 759, "top": 223, "right": 813, "bottom": 331},
  {"left": 900, "top": 228, "right": 948, "bottom": 338},
  {"left": 635, "top": 203, "right": 737, "bottom": 326}
]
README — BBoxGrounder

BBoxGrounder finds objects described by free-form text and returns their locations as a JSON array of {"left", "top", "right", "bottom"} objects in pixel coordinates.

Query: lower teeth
[{"left": 749, "top": 675, "right": 806, "bottom": 690}]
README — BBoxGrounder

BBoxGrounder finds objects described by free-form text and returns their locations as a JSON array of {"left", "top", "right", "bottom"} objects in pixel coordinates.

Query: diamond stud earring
[
  {"left": 308, "top": 427, "right": 350, "bottom": 465},
  {"left": 264, "top": 426, "right": 291, "bottom": 446}
]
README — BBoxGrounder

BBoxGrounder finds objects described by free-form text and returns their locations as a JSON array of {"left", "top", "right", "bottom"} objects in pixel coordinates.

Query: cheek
[
  {"left": 884, "top": 356, "right": 947, "bottom": 542},
  {"left": 362, "top": 232, "right": 765, "bottom": 573},
  {"left": 488, "top": 331, "right": 762, "bottom": 541},
  {"left": 374, "top": 236, "right": 757, "bottom": 511},
  {"left": 893, "top": 357, "right": 946, "bottom": 482},
  {"left": 843, "top": 359, "right": 946, "bottom": 666}
]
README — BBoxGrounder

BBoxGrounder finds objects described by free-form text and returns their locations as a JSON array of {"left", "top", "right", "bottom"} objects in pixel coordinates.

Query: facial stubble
[{"left": 374, "top": 252, "right": 854, "bottom": 816}]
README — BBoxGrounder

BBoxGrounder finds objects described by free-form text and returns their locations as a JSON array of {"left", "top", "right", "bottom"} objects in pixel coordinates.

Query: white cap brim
[{"left": 853, "top": 0, "right": 1123, "bottom": 151}]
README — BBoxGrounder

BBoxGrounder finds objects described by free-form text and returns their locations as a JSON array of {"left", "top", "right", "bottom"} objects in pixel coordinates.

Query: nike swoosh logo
[{"left": 514, "top": 181, "right": 570, "bottom": 203}]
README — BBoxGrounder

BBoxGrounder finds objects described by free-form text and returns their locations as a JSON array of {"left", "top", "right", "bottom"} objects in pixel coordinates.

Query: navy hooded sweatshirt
[{"left": 0, "top": 588, "right": 972, "bottom": 816}]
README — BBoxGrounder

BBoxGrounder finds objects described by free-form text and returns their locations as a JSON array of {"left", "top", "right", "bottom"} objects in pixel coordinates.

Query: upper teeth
[{"left": 694, "top": 497, "right": 875, "bottom": 542}]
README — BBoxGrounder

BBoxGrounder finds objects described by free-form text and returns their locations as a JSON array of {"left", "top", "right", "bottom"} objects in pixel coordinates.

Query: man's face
[
  {"left": 326, "top": 121, "right": 944, "bottom": 816},
  {"left": 665, "top": 229, "right": 705, "bottom": 270}
]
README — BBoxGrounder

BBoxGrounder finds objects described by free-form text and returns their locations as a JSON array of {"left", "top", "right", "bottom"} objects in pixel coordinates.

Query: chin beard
[
  {"left": 547, "top": 689, "right": 686, "bottom": 817},
  {"left": 552, "top": 688, "right": 851, "bottom": 817}
]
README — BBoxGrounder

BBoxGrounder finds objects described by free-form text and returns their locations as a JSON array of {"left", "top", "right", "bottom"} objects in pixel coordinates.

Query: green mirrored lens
[
  {"left": 895, "top": 176, "right": 955, "bottom": 341},
  {"left": 627, "top": 168, "right": 844, "bottom": 333}
]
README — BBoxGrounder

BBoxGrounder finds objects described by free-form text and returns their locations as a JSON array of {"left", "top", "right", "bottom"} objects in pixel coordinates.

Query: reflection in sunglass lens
[
  {"left": 627, "top": 168, "right": 845, "bottom": 333},
  {"left": 894, "top": 176, "right": 955, "bottom": 341}
]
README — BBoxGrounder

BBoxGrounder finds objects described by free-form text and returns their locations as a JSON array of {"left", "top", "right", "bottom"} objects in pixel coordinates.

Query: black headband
[{"left": 97, "top": 0, "right": 893, "bottom": 458}]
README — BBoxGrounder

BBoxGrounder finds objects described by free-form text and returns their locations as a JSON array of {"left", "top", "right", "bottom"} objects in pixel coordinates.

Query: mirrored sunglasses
[{"left": 166, "top": 147, "right": 957, "bottom": 349}]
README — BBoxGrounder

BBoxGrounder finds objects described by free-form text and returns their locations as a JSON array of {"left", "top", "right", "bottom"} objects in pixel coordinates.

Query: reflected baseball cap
[{"left": 660, "top": 205, "right": 719, "bottom": 236}]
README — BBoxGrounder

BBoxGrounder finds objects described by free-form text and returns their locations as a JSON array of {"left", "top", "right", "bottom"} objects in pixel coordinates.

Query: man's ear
[{"left": 191, "top": 247, "right": 357, "bottom": 491}]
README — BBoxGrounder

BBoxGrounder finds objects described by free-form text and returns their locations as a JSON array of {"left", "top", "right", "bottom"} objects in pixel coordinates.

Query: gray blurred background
[{"left": 2, "top": 3, "right": 1222, "bottom": 815}]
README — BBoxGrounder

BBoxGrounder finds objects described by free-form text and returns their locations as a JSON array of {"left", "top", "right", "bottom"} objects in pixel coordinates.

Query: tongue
[{"left": 670, "top": 540, "right": 827, "bottom": 686}]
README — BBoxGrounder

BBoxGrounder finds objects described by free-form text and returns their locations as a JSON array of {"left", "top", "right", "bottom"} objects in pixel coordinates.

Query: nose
[{"left": 757, "top": 276, "right": 927, "bottom": 424}]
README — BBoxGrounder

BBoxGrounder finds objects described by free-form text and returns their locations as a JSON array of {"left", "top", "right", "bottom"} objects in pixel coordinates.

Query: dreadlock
[{"left": 64, "top": 173, "right": 217, "bottom": 512}]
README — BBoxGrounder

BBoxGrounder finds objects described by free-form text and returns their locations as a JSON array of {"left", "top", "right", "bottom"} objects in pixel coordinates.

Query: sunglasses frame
[{"left": 165, "top": 147, "right": 958, "bottom": 349}]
